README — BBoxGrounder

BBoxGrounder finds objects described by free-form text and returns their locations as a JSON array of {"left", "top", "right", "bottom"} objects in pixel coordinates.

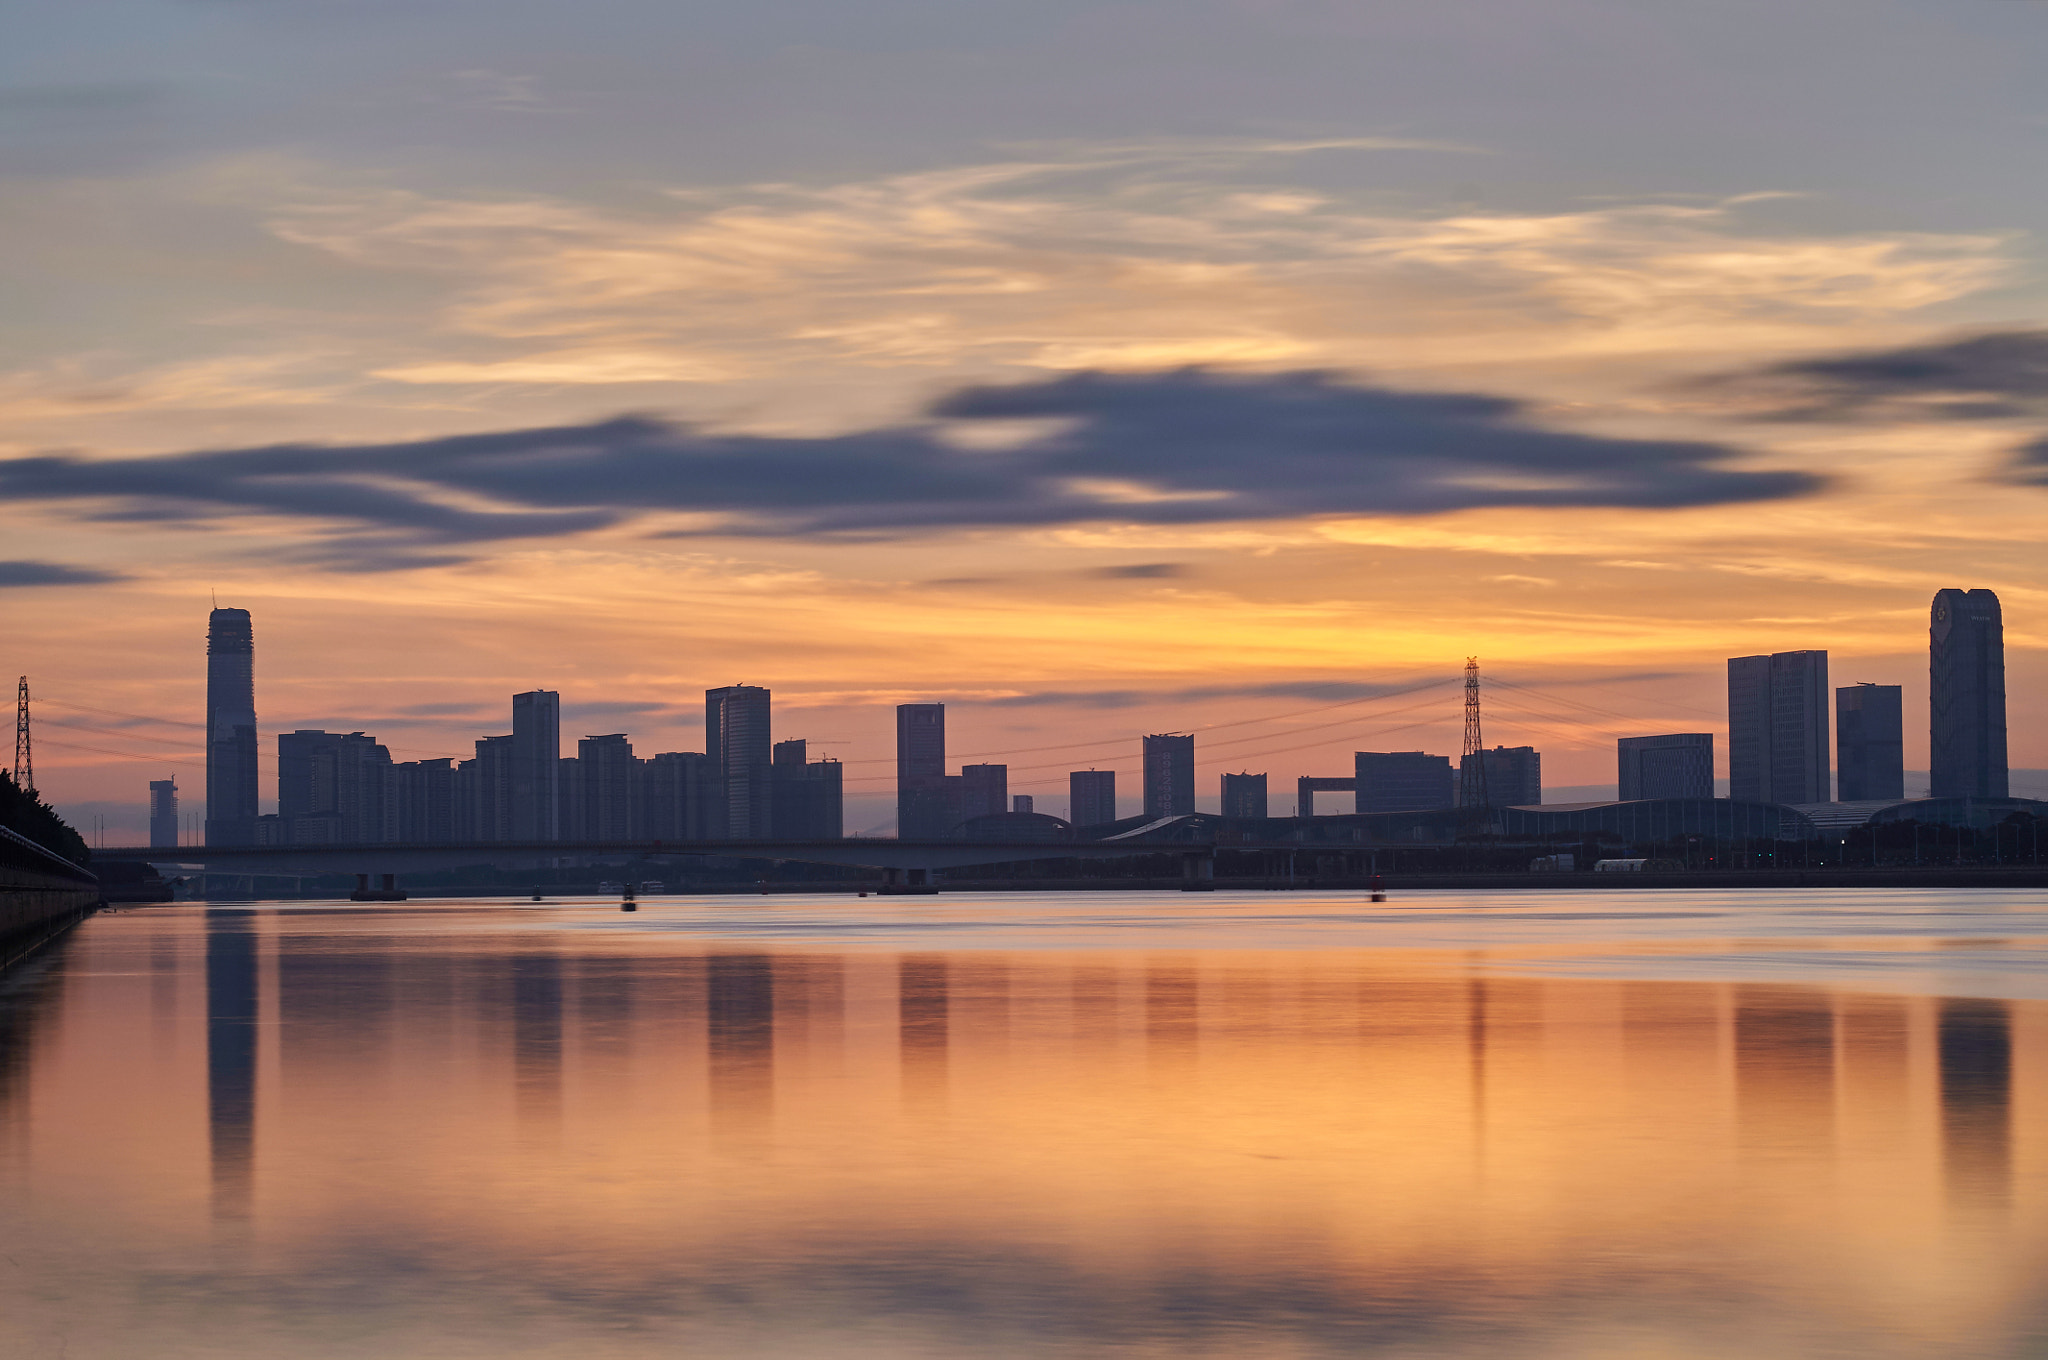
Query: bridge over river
[{"left": 92, "top": 827, "right": 1260, "bottom": 891}]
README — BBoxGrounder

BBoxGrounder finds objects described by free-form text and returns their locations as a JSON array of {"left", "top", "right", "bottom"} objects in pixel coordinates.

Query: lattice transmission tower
[
  {"left": 12, "top": 675, "right": 32, "bottom": 795},
  {"left": 1459, "top": 657, "right": 1487, "bottom": 811}
]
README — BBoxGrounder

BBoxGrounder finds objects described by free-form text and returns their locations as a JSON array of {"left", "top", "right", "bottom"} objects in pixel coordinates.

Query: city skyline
[{"left": 60, "top": 585, "right": 2035, "bottom": 844}]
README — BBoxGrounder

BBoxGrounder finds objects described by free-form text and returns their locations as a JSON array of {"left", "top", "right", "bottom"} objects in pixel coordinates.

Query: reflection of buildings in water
[
  {"left": 571, "top": 957, "right": 636, "bottom": 1052},
  {"left": 1939, "top": 999, "right": 2012, "bottom": 1209},
  {"left": 278, "top": 935, "right": 395, "bottom": 1081},
  {"left": 899, "top": 954, "right": 948, "bottom": 1111},
  {"left": 0, "top": 941, "right": 72, "bottom": 1163},
  {"left": 1734, "top": 986, "right": 1836, "bottom": 1159},
  {"left": 1145, "top": 958, "right": 1198, "bottom": 1071},
  {"left": 205, "top": 910, "right": 259, "bottom": 1220},
  {"left": 708, "top": 954, "right": 775, "bottom": 1141},
  {"left": 512, "top": 950, "right": 565, "bottom": 1129},
  {"left": 150, "top": 931, "right": 179, "bottom": 1055}
]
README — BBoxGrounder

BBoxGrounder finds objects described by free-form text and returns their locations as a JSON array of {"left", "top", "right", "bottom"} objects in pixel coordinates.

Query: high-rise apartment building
[
  {"left": 510, "top": 690, "right": 561, "bottom": 841},
  {"left": 1728, "top": 650, "right": 1830, "bottom": 803},
  {"left": 958, "top": 764, "right": 1009, "bottom": 822},
  {"left": 643, "top": 751, "right": 719, "bottom": 841},
  {"left": 707, "top": 685, "right": 774, "bottom": 838},
  {"left": 1220, "top": 772, "right": 1269, "bottom": 819},
  {"left": 1070, "top": 770, "right": 1117, "bottom": 827},
  {"left": 392, "top": 758, "right": 455, "bottom": 843},
  {"left": 204, "top": 607, "right": 259, "bottom": 845},
  {"left": 771, "top": 738, "right": 844, "bottom": 839},
  {"left": 1836, "top": 684, "right": 1905, "bottom": 802},
  {"left": 1930, "top": 589, "right": 2008, "bottom": 798},
  {"left": 1354, "top": 751, "right": 1454, "bottom": 812},
  {"left": 471, "top": 734, "right": 515, "bottom": 841},
  {"left": 1142, "top": 734, "right": 1195, "bottom": 817},
  {"left": 148, "top": 778, "right": 179, "bottom": 849},
  {"left": 1617, "top": 733, "right": 1713, "bottom": 801},
  {"left": 276, "top": 730, "right": 392, "bottom": 843},
  {"left": 1012, "top": 794, "right": 1034, "bottom": 814},
  {"left": 576, "top": 733, "right": 637, "bottom": 840},
  {"left": 1460, "top": 746, "right": 1541, "bottom": 808},
  {"left": 896, "top": 703, "right": 950, "bottom": 839}
]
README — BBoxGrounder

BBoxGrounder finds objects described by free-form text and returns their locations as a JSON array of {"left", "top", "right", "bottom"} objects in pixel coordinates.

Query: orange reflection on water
[{"left": 1, "top": 904, "right": 2044, "bottom": 1359}]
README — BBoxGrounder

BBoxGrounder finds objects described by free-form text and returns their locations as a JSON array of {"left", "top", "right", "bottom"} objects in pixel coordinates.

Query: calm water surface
[{"left": 5, "top": 888, "right": 2048, "bottom": 1358}]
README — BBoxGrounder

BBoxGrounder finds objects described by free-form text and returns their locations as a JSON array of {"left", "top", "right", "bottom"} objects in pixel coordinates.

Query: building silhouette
[
  {"left": 1070, "top": 769, "right": 1116, "bottom": 827},
  {"left": 958, "top": 764, "right": 1008, "bottom": 824},
  {"left": 1930, "top": 589, "right": 2008, "bottom": 798},
  {"left": 1836, "top": 684, "right": 1904, "bottom": 802},
  {"left": 271, "top": 730, "right": 391, "bottom": 844},
  {"left": 1012, "top": 794, "right": 1034, "bottom": 814},
  {"left": 896, "top": 703, "right": 949, "bottom": 839},
  {"left": 1354, "top": 751, "right": 1454, "bottom": 812},
  {"left": 510, "top": 691, "right": 560, "bottom": 841},
  {"left": 392, "top": 757, "right": 455, "bottom": 843},
  {"left": 204, "top": 607, "right": 259, "bottom": 845},
  {"left": 707, "top": 685, "right": 774, "bottom": 838},
  {"left": 642, "top": 750, "right": 719, "bottom": 840},
  {"left": 1221, "top": 771, "right": 1268, "bottom": 819},
  {"left": 1728, "top": 650, "right": 1830, "bottom": 803},
  {"left": 1142, "top": 734, "right": 1195, "bottom": 817},
  {"left": 148, "top": 778, "right": 179, "bottom": 848},
  {"left": 1617, "top": 733, "right": 1713, "bottom": 801},
  {"left": 573, "top": 734, "right": 636, "bottom": 840},
  {"left": 1460, "top": 745, "right": 1540, "bottom": 808},
  {"left": 771, "top": 738, "right": 844, "bottom": 839}
]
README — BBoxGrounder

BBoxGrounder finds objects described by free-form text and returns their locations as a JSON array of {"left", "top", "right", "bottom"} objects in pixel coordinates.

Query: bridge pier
[
  {"left": 350, "top": 872, "right": 406, "bottom": 903},
  {"left": 879, "top": 865, "right": 940, "bottom": 895},
  {"left": 1180, "top": 851, "right": 1216, "bottom": 891}
]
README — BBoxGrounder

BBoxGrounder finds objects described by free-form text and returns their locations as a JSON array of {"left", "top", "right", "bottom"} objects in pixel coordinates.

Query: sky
[{"left": 5, "top": 0, "right": 2047, "bottom": 837}]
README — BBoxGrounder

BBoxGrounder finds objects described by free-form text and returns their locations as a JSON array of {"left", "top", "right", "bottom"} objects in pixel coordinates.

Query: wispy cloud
[{"left": 0, "top": 559, "right": 124, "bottom": 587}]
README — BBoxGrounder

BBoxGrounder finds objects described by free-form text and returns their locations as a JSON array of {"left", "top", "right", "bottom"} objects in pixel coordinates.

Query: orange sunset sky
[{"left": 3, "top": 2, "right": 2045, "bottom": 834}]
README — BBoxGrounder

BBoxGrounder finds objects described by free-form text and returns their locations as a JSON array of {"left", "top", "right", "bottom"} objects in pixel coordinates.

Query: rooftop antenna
[
  {"left": 13, "top": 676, "right": 32, "bottom": 796},
  {"left": 1459, "top": 657, "right": 1488, "bottom": 813}
]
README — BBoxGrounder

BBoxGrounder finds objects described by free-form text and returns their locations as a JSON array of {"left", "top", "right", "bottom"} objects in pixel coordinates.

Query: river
[{"left": 3, "top": 888, "right": 2045, "bottom": 1358}]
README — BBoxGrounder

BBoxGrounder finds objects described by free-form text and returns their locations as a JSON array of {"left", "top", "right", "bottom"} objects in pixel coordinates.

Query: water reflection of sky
[{"left": 2, "top": 893, "right": 2044, "bottom": 1358}]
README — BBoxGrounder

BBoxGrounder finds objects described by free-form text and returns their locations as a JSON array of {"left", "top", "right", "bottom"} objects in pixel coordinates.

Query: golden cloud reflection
[{"left": 2, "top": 907, "right": 2042, "bottom": 1358}]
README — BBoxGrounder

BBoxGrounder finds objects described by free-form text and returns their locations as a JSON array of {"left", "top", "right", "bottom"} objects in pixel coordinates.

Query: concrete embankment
[{"left": 0, "top": 827, "right": 98, "bottom": 971}]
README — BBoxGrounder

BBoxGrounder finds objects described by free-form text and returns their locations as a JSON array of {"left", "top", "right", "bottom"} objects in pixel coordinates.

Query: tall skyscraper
[
  {"left": 148, "top": 778, "right": 178, "bottom": 848},
  {"left": 1070, "top": 770, "right": 1117, "bottom": 827},
  {"left": 1930, "top": 589, "right": 2008, "bottom": 798},
  {"left": 1355, "top": 751, "right": 1454, "bottom": 812},
  {"left": 204, "top": 607, "right": 259, "bottom": 845},
  {"left": 896, "top": 703, "right": 949, "bottom": 839},
  {"left": 1727, "top": 650, "right": 1830, "bottom": 803},
  {"left": 1617, "top": 733, "right": 1713, "bottom": 801},
  {"left": 707, "top": 685, "right": 774, "bottom": 838},
  {"left": 1836, "top": 684, "right": 1905, "bottom": 802},
  {"left": 1221, "top": 772, "right": 1268, "bottom": 819},
  {"left": 510, "top": 690, "right": 561, "bottom": 841},
  {"left": 1460, "top": 746, "right": 1541, "bottom": 808},
  {"left": 1142, "top": 734, "right": 1195, "bottom": 817}
]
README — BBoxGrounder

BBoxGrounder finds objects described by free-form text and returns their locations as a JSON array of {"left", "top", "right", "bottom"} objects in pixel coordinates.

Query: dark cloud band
[{"left": 0, "top": 368, "right": 1821, "bottom": 570}]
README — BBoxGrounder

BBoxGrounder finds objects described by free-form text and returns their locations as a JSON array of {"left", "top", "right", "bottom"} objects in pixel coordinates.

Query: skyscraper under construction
[{"left": 205, "top": 607, "right": 259, "bottom": 845}]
